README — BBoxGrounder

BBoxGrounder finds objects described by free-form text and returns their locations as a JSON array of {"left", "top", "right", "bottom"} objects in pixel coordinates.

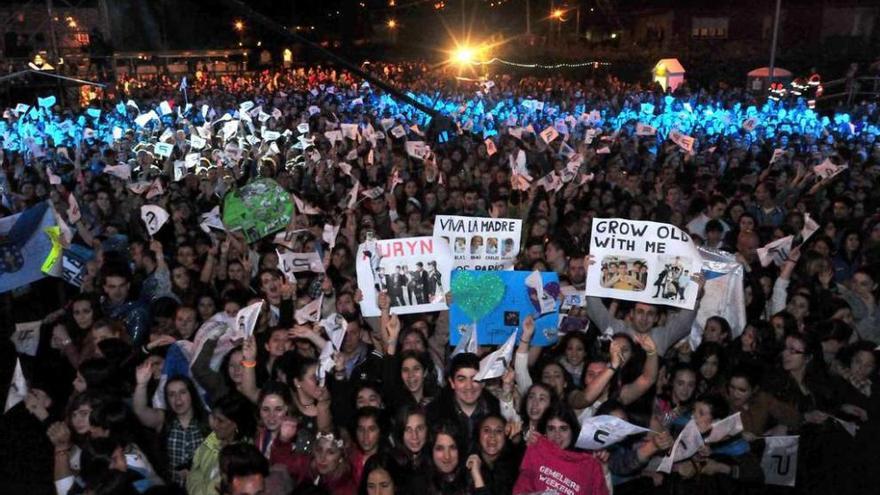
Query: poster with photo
[
  {"left": 586, "top": 219, "right": 703, "bottom": 310},
  {"left": 356, "top": 236, "right": 453, "bottom": 317},
  {"left": 433, "top": 215, "right": 522, "bottom": 270},
  {"left": 449, "top": 270, "right": 560, "bottom": 347}
]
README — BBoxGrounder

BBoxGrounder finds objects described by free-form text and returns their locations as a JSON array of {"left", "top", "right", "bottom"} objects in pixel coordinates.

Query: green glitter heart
[{"left": 451, "top": 271, "right": 506, "bottom": 321}]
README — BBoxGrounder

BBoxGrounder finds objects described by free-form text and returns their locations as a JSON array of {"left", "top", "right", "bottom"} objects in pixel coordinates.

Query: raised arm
[
  {"left": 238, "top": 336, "right": 261, "bottom": 404},
  {"left": 132, "top": 361, "right": 166, "bottom": 431},
  {"left": 618, "top": 334, "right": 659, "bottom": 405}
]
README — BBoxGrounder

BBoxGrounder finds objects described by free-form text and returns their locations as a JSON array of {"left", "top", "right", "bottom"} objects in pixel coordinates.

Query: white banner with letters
[
  {"left": 357, "top": 236, "right": 453, "bottom": 316},
  {"left": 761, "top": 436, "right": 799, "bottom": 486}
]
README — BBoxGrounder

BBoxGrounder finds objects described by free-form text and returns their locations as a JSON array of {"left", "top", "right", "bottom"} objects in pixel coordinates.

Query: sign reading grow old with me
[{"left": 586, "top": 219, "right": 703, "bottom": 309}]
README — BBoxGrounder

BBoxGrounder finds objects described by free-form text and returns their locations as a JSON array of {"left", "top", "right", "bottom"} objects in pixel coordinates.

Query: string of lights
[{"left": 474, "top": 57, "right": 611, "bottom": 69}]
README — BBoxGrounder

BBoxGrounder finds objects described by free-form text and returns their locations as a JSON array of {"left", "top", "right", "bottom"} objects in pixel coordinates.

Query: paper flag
[
  {"left": 451, "top": 323, "right": 479, "bottom": 357},
  {"left": 11, "top": 321, "right": 41, "bottom": 356},
  {"left": 154, "top": 142, "right": 173, "bottom": 158},
  {"left": 103, "top": 164, "right": 132, "bottom": 181},
  {"left": 199, "top": 206, "right": 225, "bottom": 233},
  {"left": 4, "top": 358, "right": 26, "bottom": 413},
  {"left": 525, "top": 270, "right": 556, "bottom": 315},
  {"left": 576, "top": 415, "right": 652, "bottom": 450},
  {"left": 235, "top": 301, "right": 263, "bottom": 337},
  {"left": 294, "top": 296, "right": 324, "bottom": 325},
  {"left": 657, "top": 419, "right": 704, "bottom": 473},
  {"left": 141, "top": 205, "right": 170, "bottom": 237},
  {"left": 761, "top": 436, "right": 799, "bottom": 487},
  {"left": 474, "top": 331, "right": 517, "bottom": 381},
  {"left": 38, "top": 96, "right": 56, "bottom": 108},
  {"left": 323, "top": 224, "right": 340, "bottom": 248},
  {"left": 705, "top": 412, "right": 743, "bottom": 443},
  {"left": 485, "top": 138, "right": 497, "bottom": 156}
]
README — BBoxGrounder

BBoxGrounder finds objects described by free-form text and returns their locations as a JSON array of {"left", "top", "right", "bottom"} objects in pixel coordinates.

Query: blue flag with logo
[{"left": 0, "top": 202, "right": 57, "bottom": 293}]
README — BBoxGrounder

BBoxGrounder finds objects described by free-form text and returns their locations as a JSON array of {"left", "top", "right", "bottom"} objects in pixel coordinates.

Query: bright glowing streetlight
[
  {"left": 233, "top": 20, "right": 245, "bottom": 32},
  {"left": 451, "top": 46, "right": 476, "bottom": 66},
  {"left": 387, "top": 19, "right": 397, "bottom": 29},
  {"left": 551, "top": 9, "right": 564, "bottom": 20}
]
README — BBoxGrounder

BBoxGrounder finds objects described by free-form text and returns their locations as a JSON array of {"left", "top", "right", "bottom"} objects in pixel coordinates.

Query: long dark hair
[
  {"left": 398, "top": 349, "right": 439, "bottom": 403},
  {"left": 537, "top": 403, "right": 581, "bottom": 451},
  {"left": 161, "top": 375, "right": 210, "bottom": 436},
  {"left": 391, "top": 404, "right": 428, "bottom": 468},
  {"left": 426, "top": 420, "right": 468, "bottom": 495},
  {"left": 212, "top": 392, "right": 257, "bottom": 441},
  {"left": 358, "top": 452, "right": 402, "bottom": 495}
]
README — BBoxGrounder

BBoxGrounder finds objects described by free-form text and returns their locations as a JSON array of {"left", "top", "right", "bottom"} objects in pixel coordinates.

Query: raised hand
[
  {"left": 279, "top": 416, "right": 299, "bottom": 443},
  {"left": 46, "top": 421, "right": 72, "bottom": 450},
  {"left": 135, "top": 360, "right": 154, "bottom": 385}
]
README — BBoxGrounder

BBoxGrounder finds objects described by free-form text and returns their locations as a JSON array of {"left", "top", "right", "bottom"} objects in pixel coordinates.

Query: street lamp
[
  {"left": 387, "top": 19, "right": 397, "bottom": 29},
  {"left": 233, "top": 20, "right": 245, "bottom": 47}
]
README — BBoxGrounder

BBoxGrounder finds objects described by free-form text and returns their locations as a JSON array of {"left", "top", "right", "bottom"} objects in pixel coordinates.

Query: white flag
[
  {"left": 320, "top": 313, "right": 348, "bottom": 351},
  {"left": 294, "top": 296, "right": 323, "bottom": 325},
  {"left": 5, "top": 358, "right": 27, "bottom": 413},
  {"left": 474, "top": 331, "right": 517, "bottom": 381},
  {"left": 451, "top": 323, "right": 479, "bottom": 357},
  {"left": 323, "top": 224, "right": 340, "bottom": 249},
  {"left": 636, "top": 122, "right": 657, "bottom": 136},
  {"left": 340, "top": 123, "right": 359, "bottom": 141},
  {"left": 705, "top": 412, "right": 743, "bottom": 443},
  {"left": 278, "top": 250, "right": 325, "bottom": 274},
  {"left": 134, "top": 110, "right": 159, "bottom": 127},
  {"left": 405, "top": 141, "right": 429, "bottom": 160},
  {"left": 145, "top": 178, "right": 164, "bottom": 200},
  {"left": 485, "top": 138, "right": 497, "bottom": 156},
  {"left": 761, "top": 436, "right": 799, "bottom": 486},
  {"left": 757, "top": 236, "right": 794, "bottom": 267},
  {"left": 103, "top": 163, "right": 132, "bottom": 181},
  {"left": 770, "top": 148, "right": 785, "bottom": 164},
  {"left": 813, "top": 159, "right": 848, "bottom": 180},
  {"left": 190, "top": 134, "right": 207, "bottom": 150},
  {"left": 141, "top": 205, "right": 170, "bottom": 237},
  {"left": 276, "top": 249, "right": 299, "bottom": 284},
  {"left": 657, "top": 419, "right": 704, "bottom": 473},
  {"left": 235, "top": 301, "right": 263, "bottom": 337},
  {"left": 576, "top": 415, "right": 653, "bottom": 450},
  {"left": 390, "top": 125, "right": 406, "bottom": 139},
  {"left": 199, "top": 206, "right": 225, "bottom": 233},
  {"left": 292, "top": 194, "right": 322, "bottom": 215},
  {"left": 539, "top": 125, "right": 559, "bottom": 144},
  {"left": 525, "top": 271, "right": 555, "bottom": 315},
  {"left": 11, "top": 321, "right": 41, "bottom": 356},
  {"left": 669, "top": 130, "right": 695, "bottom": 153}
]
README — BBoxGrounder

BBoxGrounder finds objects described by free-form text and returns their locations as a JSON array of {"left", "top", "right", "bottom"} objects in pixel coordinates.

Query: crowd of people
[{"left": 0, "top": 60, "right": 879, "bottom": 495}]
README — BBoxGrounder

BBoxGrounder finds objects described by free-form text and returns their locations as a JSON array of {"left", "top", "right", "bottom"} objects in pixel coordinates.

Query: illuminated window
[{"left": 691, "top": 17, "right": 728, "bottom": 39}]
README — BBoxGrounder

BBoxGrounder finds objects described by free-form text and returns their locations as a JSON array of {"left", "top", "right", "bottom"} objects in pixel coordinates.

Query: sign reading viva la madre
[{"left": 433, "top": 215, "right": 522, "bottom": 270}]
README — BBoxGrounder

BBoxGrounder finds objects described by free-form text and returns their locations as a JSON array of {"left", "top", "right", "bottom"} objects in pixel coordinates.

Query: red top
[
  {"left": 513, "top": 435, "right": 609, "bottom": 495},
  {"left": 269, "top": 437, "right": 359, "bottom": 495}
]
